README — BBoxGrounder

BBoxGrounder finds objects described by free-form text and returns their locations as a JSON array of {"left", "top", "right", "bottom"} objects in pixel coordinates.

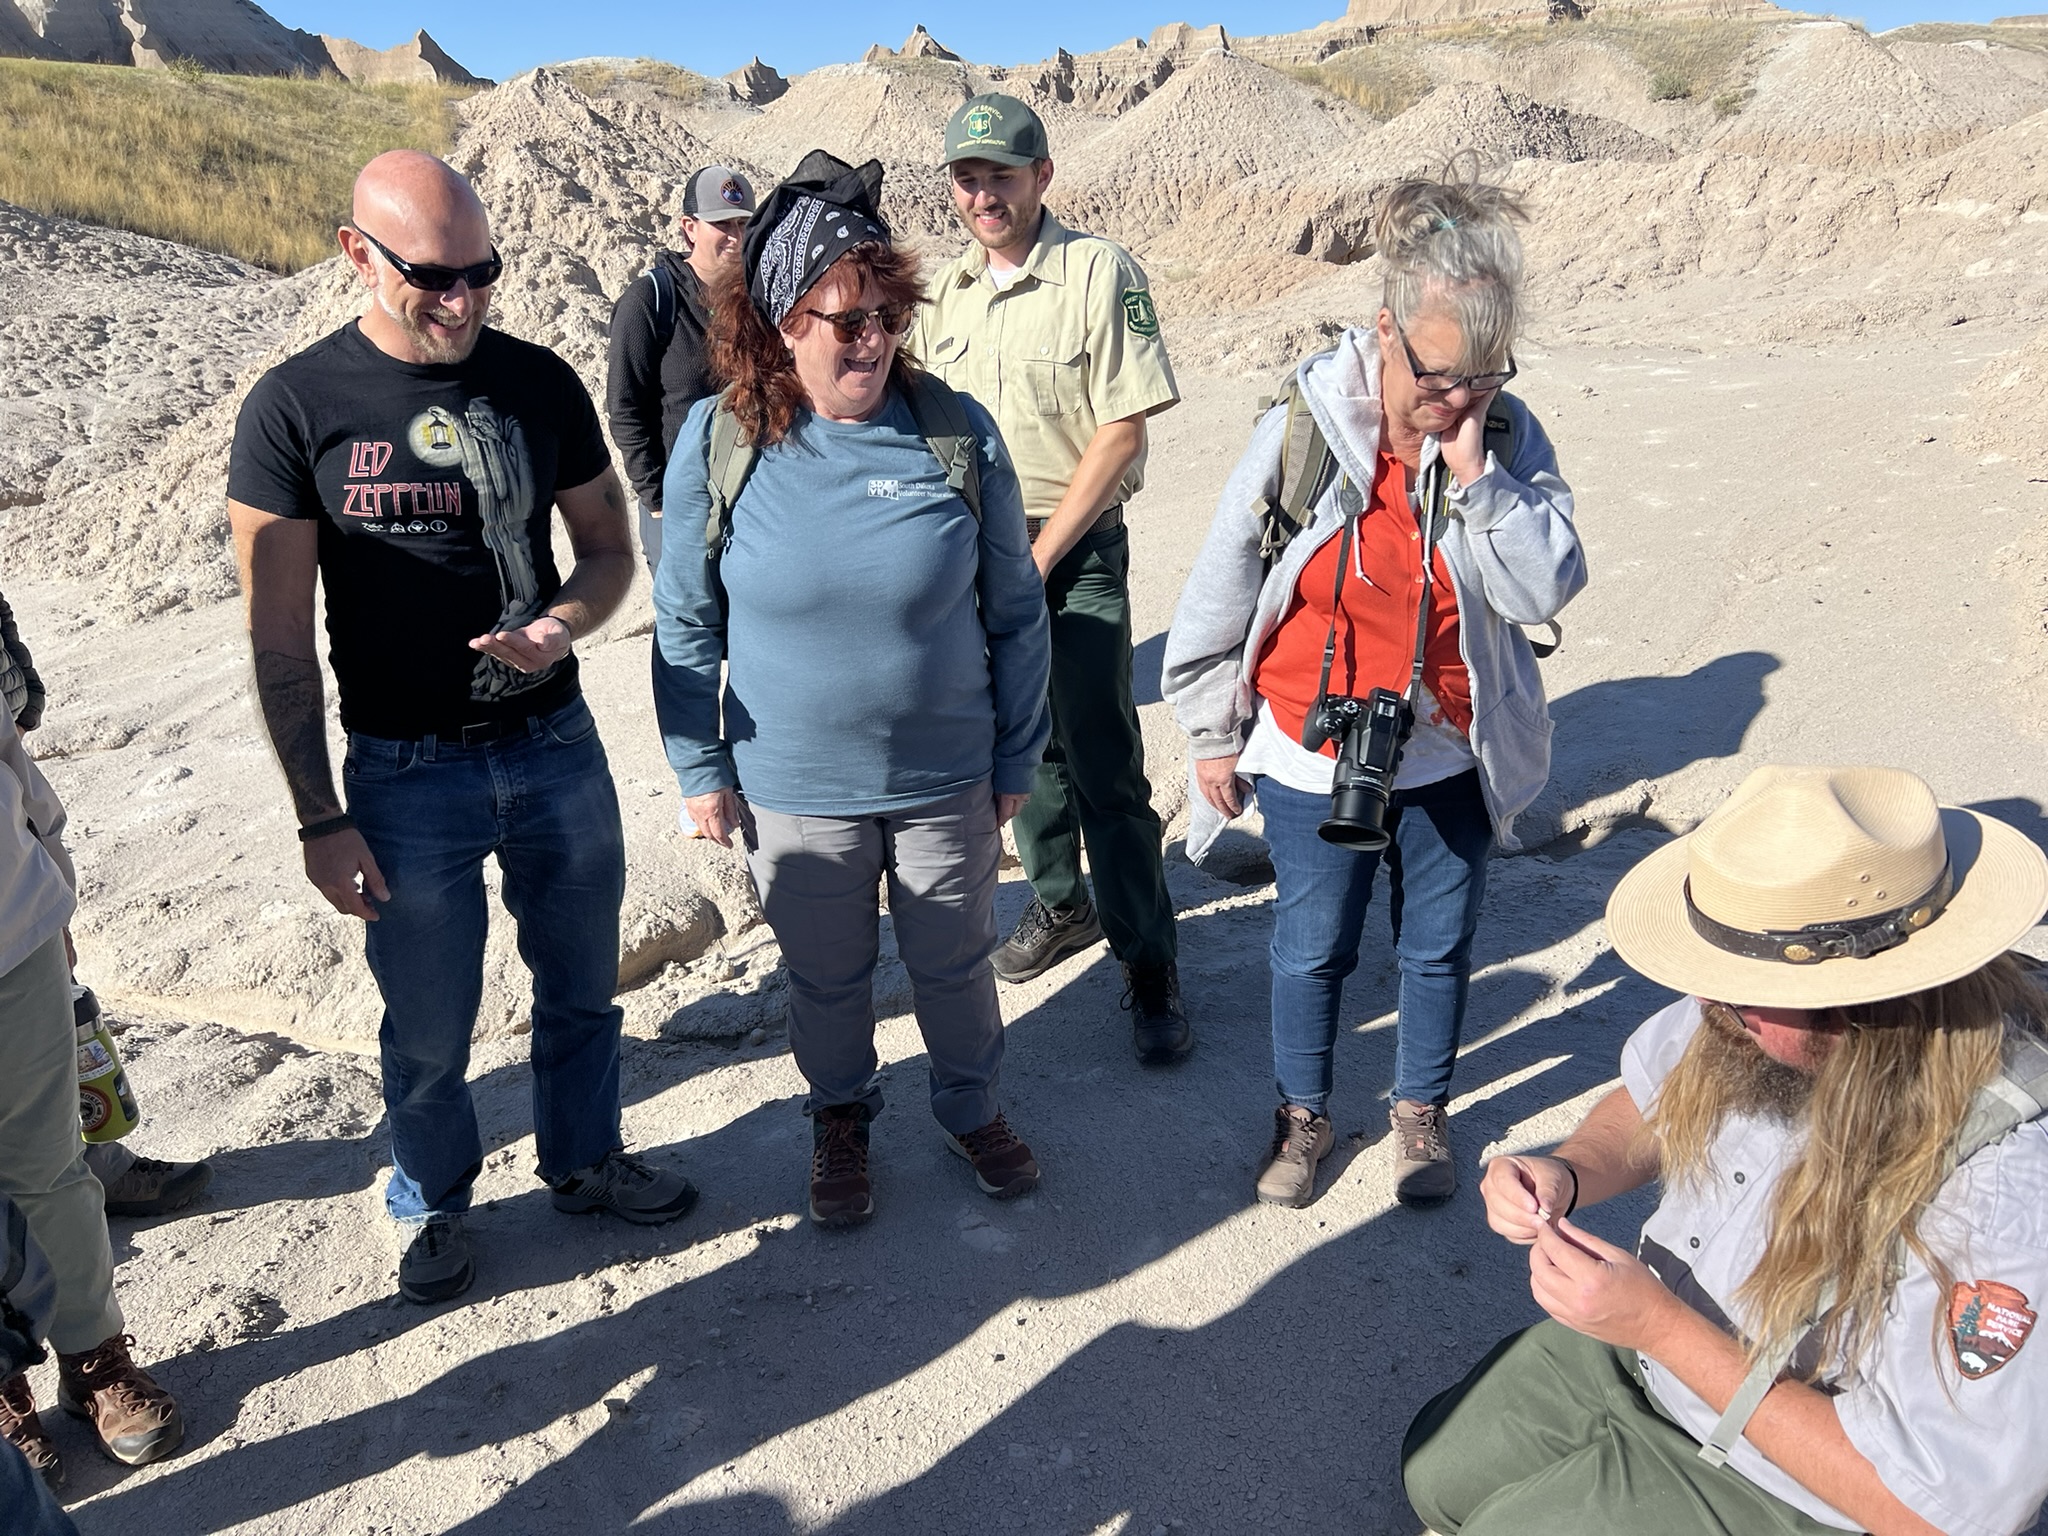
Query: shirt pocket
[
  {"left": 1025, "top": 327, "right": 1088, "bottom": 418},
  {"left": 921, "top": 333, "right": 967, "bottom": 374}
]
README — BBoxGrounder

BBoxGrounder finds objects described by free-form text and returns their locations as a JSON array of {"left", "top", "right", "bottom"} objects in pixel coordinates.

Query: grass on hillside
[
  {"left": 559, "top": 57, "right": 736, "bottom": 110},
  {"left": 0, "top": 58, "right": 471, "bottom": 271},
  {"left": 1880, "top": 20, "right": 2048, "bottom": 54},
  {"left": 1295, "top": 14, "right": 1770, "bottom": 119}
]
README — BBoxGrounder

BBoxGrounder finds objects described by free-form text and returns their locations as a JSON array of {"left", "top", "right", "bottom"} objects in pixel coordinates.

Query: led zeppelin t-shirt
[{"left": 227, "top": 321, "right": 611, "bottom": 738}]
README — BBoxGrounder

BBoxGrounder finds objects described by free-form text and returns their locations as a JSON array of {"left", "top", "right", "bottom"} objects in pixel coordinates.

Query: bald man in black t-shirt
[{"left": 228, "top": 151, "right": 698, "bottom": 1306}]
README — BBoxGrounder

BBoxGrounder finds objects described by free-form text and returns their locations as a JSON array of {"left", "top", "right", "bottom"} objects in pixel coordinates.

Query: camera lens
[{"left": 1320, "top": 782, "right": 1393, "bottom": 849}]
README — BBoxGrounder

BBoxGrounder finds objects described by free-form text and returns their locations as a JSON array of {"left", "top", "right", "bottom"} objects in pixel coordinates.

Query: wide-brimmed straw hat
[{"left": 1606, "top": 765, "right": 2048, "bottom": 1009}]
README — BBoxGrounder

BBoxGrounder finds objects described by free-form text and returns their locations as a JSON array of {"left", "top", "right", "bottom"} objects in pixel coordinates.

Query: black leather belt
[
  {"left": 1026, "top": 503, "right": 1124, "bottom": 544},
  {"left": 446, "top": 716, "right": 533, "bottom": 748}
]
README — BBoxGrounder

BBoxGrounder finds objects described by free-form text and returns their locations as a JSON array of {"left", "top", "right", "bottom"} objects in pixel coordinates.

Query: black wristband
[
  {"left": 298, "top": 814, "right": 356, "bottom": 843},
  {"left": 1553, "top": 1155, "right": 1580, "bottom": 1217}
]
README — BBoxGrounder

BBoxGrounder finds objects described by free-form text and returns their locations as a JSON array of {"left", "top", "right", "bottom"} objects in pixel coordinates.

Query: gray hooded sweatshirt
[{"left": 1162, "top": 327, "right": 1585, "bottom": 860}]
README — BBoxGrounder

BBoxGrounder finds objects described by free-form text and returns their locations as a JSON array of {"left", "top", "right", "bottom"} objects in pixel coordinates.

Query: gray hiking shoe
[
  {"left": 1256, "top": 1104, "right": 1334, "bottom": 1208},
  {"left": 1392, "top": 1100, "right": 1457, "bottom": 1206},
  {"left": 991, "top": 897, "right": 1104, "bottom": 984},
  {"left": 550, "top": 1150, "right": 699, "bottom": 1226},
  {"left": 87, "top": 1144, "right": 212, "bottom": 1218},
  {"left": 398, "top": 1214, "right": 474, "bottom": 1304}
]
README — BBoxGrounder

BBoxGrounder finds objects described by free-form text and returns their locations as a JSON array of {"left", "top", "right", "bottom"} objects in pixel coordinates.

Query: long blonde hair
[{"left": 1646, "top": 953, "right": 2044, "bottom": 1377}]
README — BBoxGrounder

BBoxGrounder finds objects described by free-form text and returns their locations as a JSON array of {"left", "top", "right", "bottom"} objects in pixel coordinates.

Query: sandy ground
[{"left": 7, "top": 326, "right": 2047, "bottom": 1534}]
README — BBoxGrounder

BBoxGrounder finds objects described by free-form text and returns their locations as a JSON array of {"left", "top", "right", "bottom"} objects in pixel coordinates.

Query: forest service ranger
[{"left": 915, "top": 93, "right": 1191, "bottom": 1065}]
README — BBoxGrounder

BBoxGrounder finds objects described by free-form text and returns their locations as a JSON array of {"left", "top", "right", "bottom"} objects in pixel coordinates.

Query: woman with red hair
[{"left": 651, "top": 152, "right": 1052, "bottom": 1229}]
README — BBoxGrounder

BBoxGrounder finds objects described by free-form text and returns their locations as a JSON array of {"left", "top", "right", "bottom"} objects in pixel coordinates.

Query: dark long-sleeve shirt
[
  {"left": 604, "top": 252, "right": 719, "bottom": 510},
  {"left": 0, "top": 589, "right": 45, "bottom": 731}
]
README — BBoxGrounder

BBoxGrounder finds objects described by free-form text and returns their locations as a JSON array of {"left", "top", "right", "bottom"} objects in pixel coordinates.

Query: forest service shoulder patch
[
  {"left": 1121, "top": 288, "right": 1159, "bottom": 338},
  {"left": 1949, "top": 1281, "right": 2037, "bottom": 1379}
]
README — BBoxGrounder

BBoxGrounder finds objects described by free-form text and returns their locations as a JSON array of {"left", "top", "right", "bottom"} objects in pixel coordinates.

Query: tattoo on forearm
[{"left": 253, "top": 650, "right": 340, "bottom": 822}]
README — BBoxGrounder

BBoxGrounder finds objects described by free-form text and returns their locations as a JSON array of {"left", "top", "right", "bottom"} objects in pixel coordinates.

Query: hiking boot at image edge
[
  {"left": 1256, "top": 1104, "right": 1334, "bottom": 1208},
  {"left": 550, "top": 1150, "right": 699, "bottom": 1225},
  {"left": 946, "top": 1112, "right": 1040, "bottom": 1199},
  {"left": 96, "top": 1153, "right": 213, "bottom": 1219},
  {"left": 991, "top": 896, "right": 1104, "bottom": 984},
  {"left": 54, "top": 1334, "right": 184, "bottom": 1468},
  {"left": 810, "top": 1104, "right": 875, "bottom": 1228},
  {"left": 398, "top": 1213, "right": 475, "bottom": 1305},
  {"left": 2, "top": 1370, "right": 63, "bottom": 1488},
  {"left": 1121, "top": 961, "right": 1194, "bottom": 1065},
  {"left": 1392, "top": 1099, "right": 1457, "bottom": 1206}
]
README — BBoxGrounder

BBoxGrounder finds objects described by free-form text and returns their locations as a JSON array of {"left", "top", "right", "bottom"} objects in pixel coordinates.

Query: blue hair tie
[{"left": 1437, "top": 216, "right": 1458, "bottom": 231}]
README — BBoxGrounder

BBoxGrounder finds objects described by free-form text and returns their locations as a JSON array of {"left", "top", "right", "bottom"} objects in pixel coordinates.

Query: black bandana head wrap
[{"left": 743, "top": 150, "right": 890, "bottom": 327}]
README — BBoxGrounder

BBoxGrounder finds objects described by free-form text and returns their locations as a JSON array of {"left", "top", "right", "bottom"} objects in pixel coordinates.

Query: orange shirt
[{"left": 1255, "top": 449, "right": 1472, "bottom": 757}]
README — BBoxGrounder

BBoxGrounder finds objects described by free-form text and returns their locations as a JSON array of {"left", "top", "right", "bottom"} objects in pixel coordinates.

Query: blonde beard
[{"left": 377, "top": 285, "right": 486, "bottom": 365}]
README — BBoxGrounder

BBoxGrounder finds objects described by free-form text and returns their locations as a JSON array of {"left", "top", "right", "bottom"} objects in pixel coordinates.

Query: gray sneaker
[
  {"left": 1392, "top": 1099, "right": 1457, "bottom": 1206},
  {"left": 1256, "top": 1104, "right": 1334, "bottom": 1208},
  {"left": 87, "top": 1144, "right": 212, "bottom": 1218},
  {"left": 991, "top": 897, "right": 1104, "bottom": 984},
  {"left": 550, "top": 1150, "right": 699, "bottom": 1225},
  {"left": 398, "top": 1214, "right": 474, "bottom": 1305}
]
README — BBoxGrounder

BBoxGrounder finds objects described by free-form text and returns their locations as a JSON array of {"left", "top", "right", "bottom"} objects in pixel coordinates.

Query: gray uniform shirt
[{"left": 1623, "top": 996, "right": 2048, "bottom": 1535}]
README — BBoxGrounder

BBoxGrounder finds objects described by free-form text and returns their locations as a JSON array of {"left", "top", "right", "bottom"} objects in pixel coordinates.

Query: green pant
[
  {"left": 1402, "top": 1322, "right": 1838, "bottom": 1536},
  {"left": 1013, "top": 523, "right": 1176, "bottom": 970},
  {"left": 0, "top": 934, "right": 122, "bottom": 1355}
]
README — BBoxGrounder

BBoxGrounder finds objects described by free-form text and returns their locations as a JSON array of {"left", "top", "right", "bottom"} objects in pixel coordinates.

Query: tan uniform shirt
[{"left": 915, "top": 212, "right": 1179, "bottom": 520}]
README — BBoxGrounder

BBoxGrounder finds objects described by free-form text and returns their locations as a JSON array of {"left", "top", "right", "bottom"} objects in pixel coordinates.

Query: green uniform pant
[
  {"left": 1402, "top": 1321, "right": 1838, "bottom": 1536},
  {"left": 1012, "top": 522, "right": 1177, "bottom": 970},
  {"left": 0, "top": 934, "right": 123, "bottom": 1355}
]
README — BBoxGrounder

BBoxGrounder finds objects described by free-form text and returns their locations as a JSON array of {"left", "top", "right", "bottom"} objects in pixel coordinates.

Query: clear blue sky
[{"left": 263, "top": 0, "right": 2006, "bottom": 83}]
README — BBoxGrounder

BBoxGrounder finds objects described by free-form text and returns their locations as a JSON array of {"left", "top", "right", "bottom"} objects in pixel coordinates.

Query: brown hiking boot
[
  {"left": 946, "top": 1112, "right": 1040, "bottom": 1199},
  {"left": 1256, "top": 1104, "right": 1334, "bottom": 1208},
  {"left": 809, "top": 1105, "right": 874, "bottom": 1228},
  {"left": 1392, "top": 1099, "right": 1457, "bottom": 1206},
  {"left": 88, "top": 1146, "right": 213, "bottom": 1219},
  {"left": 55, "top": 1333, "right": 184, "bottom": 1467},
  {"left": 2, "top": 1370, "right": 62, "bottom": 1488}
]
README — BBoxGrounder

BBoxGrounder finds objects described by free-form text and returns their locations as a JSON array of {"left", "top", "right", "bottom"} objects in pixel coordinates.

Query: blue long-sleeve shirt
[{"left": 653, "top": 388, "right": 1051, "bottom": 817}]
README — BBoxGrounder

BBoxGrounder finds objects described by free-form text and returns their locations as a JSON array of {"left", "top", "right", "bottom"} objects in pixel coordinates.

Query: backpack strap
[
  {"left": 902, "top": 372, "right": 982, "bottom": 523},
  {"left": 1251, "top": 382, "right": 1337, "bottom": 570},
  {"left": 1701, "top": 1025, "right": 2048, "bottom": 1467},
  {"left": 648, "top": 263, "right": 678, "bottom": 349},
  {"left": 702, "top": 396, "right": 755, "bottom": 557}
]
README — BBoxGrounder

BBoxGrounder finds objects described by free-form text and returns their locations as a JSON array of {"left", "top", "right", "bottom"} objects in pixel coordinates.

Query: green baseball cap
[{"left": 942, "top": 93, "right": 1050, "bottom": 167}]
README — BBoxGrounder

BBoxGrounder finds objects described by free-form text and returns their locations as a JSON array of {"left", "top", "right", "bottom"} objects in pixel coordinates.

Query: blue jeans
[
  {"left": 1259, "top": 770, "right": 1492, "bottom": 1113},
  {"left": 344, "top": 695, "right": 627, "bottom": 1222}
]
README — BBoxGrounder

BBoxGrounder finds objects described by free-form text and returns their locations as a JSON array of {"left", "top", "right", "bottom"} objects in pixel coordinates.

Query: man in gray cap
[
  {"left": 915, "top": 93, "right": 1190, "bottom": 1067},
  {"left": 606, "top": 164, "right": 756, "bottom": 571}
]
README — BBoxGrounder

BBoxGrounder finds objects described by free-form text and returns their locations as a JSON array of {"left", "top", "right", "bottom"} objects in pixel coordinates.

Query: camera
[{"left": 1301, "top": 687, "right": 1413, "bottom": 850}]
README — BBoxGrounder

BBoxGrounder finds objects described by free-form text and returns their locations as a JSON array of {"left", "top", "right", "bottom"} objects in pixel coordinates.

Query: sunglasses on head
[
  {"left": 351, "top": 225, "right": 503, "bottom": 293},
  {"left": 798, "top": 304, "right": 916, "bottom": 344},
  {"left": 1396, "top": 322, "right": 1517, "bottom": 396}
]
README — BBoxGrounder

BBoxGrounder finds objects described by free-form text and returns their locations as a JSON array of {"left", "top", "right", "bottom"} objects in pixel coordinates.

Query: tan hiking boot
[
  {"left": 56, "top": 1333, "right": 184, "bottom": 1467},
  {"left": 1256, "top": 1104, "right": 1334, "bottom": 1208},
  {"left": 1392, "top": 1099, "right": 1457, "bottom": 1206},
  {"left": 946, "top": 1112, "right": 1040, "bottom": 1199},
  {"left": 2, "top": 1370, "right": 62, "bottom": 1488}
]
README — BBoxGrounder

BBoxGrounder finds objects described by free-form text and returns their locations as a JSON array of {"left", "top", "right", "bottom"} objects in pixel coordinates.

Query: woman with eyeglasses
[
  {"left": 1162, "top": 172, "right": 1586, "bottom": 1211},
  {"left": 651, "top": 151, "right": 1051, "bottom": 1228}
]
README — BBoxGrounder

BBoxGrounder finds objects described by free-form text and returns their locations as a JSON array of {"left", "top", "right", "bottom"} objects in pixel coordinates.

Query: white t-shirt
[
  {"left": 1621, "top": 997, "right": 2048, "bottom": 1536},
  {"left": 1237, "top": 692, "right": 1477, "bottom": 799}
]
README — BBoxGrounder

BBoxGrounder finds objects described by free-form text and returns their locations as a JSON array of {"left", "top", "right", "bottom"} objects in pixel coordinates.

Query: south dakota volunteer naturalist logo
[{"left": 1122, "top": 288, "right": 1159, "bottom": 338}]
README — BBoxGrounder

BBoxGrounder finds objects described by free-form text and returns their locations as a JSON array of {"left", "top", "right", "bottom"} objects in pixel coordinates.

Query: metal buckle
[{"left": 1683, "top": 862, "right": 1954, "bottom": 965}]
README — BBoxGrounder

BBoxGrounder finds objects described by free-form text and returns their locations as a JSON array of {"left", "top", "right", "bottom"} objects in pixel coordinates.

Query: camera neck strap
[{"left": 1309, "top": 457, "right": 1449, "bottom": 713}]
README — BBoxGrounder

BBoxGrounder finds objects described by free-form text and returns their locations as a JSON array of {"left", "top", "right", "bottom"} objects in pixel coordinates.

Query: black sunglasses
[
  {"left": 351, "top": 225, "right": 503, "bottom": 293},
  {"left": 799, "top": 304, "right": 917, "bottom": 344},
  {"left": 1396, "top": 322, "right": 1516, "bottom": 396}
]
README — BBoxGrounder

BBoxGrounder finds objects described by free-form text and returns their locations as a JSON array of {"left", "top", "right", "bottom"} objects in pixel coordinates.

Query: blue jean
[
  {"left": 1259, "top": 770, "right": 1492, "bottom": 1113},
  {"left": 344, "top": 695, "right": 627, "bottom": 1222}
]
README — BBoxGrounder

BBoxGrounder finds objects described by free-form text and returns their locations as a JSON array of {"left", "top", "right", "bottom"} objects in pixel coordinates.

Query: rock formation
[
  {"left": 0, "top": 0, "right": 487, "bottom": 83},
  {"left": 723, "top": 54, "right": 787, "bottom": 105}
]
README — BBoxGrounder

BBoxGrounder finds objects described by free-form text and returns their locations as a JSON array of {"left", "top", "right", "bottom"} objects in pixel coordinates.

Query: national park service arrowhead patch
[
  {"left": 1121, "top": 287, "right": 1159, "bottom": 339},
  {"left": 1949, "top": 1280, "right": 2037, "bottom": 1379}
]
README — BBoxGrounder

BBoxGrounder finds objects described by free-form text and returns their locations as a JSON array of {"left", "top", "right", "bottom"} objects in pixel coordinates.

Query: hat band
[{"left": 1683, "top": 861, "right": 1954, "bottom": 966}]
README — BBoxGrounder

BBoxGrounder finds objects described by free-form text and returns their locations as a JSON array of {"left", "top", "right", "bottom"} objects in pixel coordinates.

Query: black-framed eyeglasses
[
  {"left": 351, "top": 224, "right": 503, "bottom": 293},
  {"left": 799, "top": 304, "right": 916, "bottom": 344},
  {"left": 1397, "top": 322, "right": 1516, "bottom": 396}
]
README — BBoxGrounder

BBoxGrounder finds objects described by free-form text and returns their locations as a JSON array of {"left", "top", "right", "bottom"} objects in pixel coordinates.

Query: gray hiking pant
[
  {"left": 740, "top": 782, "right": 1005, "bottom": 1136},
  {"left": 0, "top": 935, "right": 122, "bottom": 1354}
]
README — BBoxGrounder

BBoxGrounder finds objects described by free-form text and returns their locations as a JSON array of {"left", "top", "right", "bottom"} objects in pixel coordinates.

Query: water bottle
[{"left": 73, "top": 986, "right": 139, "bottom": 1143}]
